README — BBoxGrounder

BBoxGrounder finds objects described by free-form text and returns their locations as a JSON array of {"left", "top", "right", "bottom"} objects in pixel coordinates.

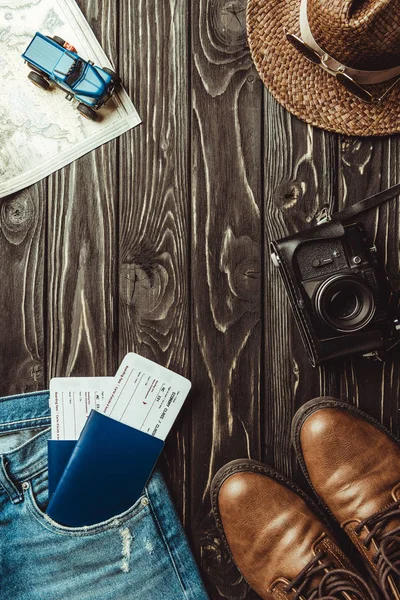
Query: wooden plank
[
  {"left": 337, "top": 137, "right": 400, "bottom": 434},
  {"left": 117, "top": 0, "right": 190, "bottom": 519},
  {"left": 190, "top": 1, "right": 262, "bottom": 597},
  {"left": 0, "top": 183, "right": 46, "bottom": 394},
  {"left": 262, "top": 93, "right": 339, "bottom": 482},
  {"left": 46, "top": 0, "right": 118, "bottom": 379}
]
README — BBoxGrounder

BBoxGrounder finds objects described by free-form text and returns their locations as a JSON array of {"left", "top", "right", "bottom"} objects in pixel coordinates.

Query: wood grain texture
[
  {"left": 46, "top": 0, "right": 118, "bottom": 380},
  {"left": 46, "top": 150, "right": 117, "bottom": 378},
  {"left": 3, "top": 1, "right": 400, "bottom": 599},
  {"left": 190, "top": 1, "right": 262, "bottom": 598},
  {"left": 262, "top": 93, "right": 339, "bottom": 480},
  {"left": 0, "top": 183, "right": 45, "bottom": 394},
  {"left": 117, "top": 0, "right": 191, "bottom": 518}
]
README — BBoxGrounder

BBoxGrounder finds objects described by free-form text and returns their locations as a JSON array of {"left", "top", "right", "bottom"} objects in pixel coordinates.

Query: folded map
[{"left": 0, "top": 0, "right": 141, "bottom": 197}]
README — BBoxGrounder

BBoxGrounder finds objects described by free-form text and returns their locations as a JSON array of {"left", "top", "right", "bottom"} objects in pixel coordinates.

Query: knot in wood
[
  {"left": 200, "top": 534, "right": 223, "bottom": 572},
  {"left": 210, "top": 0, "right": 247, "bottom": 48},
  {"left": 0, "top": 191, "right": 35, "bottom": 244},
  {"left": 233, "top": 257, "right": 260, "bottom": 300},
  {"left": 273, "top": 181, "right": 302, "bottom": 211},
  {"left": 30, "top": 361, "right": 43, "bottom": 384},
  {"left": 121, "top": 259, "right": 173, "bottom": 321}
]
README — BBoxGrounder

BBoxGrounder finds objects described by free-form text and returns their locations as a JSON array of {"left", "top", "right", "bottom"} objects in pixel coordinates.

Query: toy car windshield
[{"left": 66, "top": 59, "right": 85, "bottom": 86}]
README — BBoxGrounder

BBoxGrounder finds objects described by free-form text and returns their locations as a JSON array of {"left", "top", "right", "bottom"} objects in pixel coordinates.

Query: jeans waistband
[{"left": 0, "top": 391, "right": 51, "bottom": 486}]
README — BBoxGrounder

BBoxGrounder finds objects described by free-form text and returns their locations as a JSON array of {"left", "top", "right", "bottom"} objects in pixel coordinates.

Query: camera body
[{"left": 271, "top": 220, "right": 399, "bottom": 365}]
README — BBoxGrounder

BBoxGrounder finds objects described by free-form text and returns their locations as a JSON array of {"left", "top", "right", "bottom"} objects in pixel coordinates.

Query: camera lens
[
  {"left": 329, "top": 290, "right": 360, "bottom": 320},
  {"left": 315, "top": 275, "right": 375, "bottom": 332}
]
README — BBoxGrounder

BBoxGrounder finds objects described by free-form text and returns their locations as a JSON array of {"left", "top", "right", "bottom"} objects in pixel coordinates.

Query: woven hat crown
[{"left": 308, "top": 0, "right": 400, "bottom": 70}]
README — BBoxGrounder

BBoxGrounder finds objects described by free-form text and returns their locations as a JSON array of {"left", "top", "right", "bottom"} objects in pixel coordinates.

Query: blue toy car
[{"left": 22, "top": 32, "right": 120, "bottom": 121}]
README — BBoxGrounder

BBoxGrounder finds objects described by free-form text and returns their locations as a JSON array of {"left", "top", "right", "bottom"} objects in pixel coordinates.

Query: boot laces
[
  {"left": 355, "top": 499, "right": 400, "bottom": 600},
  {"left": 283, "top": 551, "right": 376, "bottom": 600}
]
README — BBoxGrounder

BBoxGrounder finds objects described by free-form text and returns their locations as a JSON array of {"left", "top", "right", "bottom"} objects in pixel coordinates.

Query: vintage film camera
[{"left": 271, "top": 196, "right": 400, "bottom": 366}]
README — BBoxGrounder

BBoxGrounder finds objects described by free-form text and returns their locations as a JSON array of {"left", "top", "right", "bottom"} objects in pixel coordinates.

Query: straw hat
[{"left": 246, "top": 0, "right": 400, "bottom": 136}]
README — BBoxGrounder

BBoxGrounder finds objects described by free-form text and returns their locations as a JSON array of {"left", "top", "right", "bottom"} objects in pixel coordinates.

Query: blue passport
[
  {"left": 46, "top": 410, "right": 164, "bottom": 527},
  {"left": 47, "top": 439, "right": 76, "bottom": 498}
]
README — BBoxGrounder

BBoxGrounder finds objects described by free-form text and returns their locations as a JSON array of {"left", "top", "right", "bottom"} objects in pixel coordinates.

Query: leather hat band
[{"left": 300, "top": 0, "right": 400, "bottom": 85}]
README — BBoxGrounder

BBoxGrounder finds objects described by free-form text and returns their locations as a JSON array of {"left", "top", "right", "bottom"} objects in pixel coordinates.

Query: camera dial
[{"left": 314, "top": 274, "right": 376, "bottom": 333}]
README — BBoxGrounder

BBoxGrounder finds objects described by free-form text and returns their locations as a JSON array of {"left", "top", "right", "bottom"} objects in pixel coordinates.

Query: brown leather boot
[
  {"left": 211, "top": 459, "right": 375, "bottom": 600},
  {"left": 292, "top": 397, "right": 400, "bottom": 600}
]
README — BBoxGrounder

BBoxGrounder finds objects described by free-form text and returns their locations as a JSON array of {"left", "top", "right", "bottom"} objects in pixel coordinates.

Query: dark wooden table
[{"left": 3, "top": 1, "right": 400, "bottom": 598}]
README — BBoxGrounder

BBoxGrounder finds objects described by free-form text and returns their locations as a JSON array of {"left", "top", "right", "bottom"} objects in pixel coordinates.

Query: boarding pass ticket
[
  {"left": 50, "top": 353, "right": 191, "bottom": 442},
  {"left": 50, "top": 377, "right": 114, "bottom": 441},
  {"left": 102, "top": 353, "right": 191, "bottom": 439}
]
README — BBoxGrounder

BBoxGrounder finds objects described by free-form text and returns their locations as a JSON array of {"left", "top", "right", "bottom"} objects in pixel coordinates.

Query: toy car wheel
[
  {"left": 28, "top": 71, "right": 50, "bottom": 90},
  {"left": 77, "top": 103, "right": 98, "bottom": 121},
  {"left": 26, "top": 62, "right": 46, "bottom": 77},
  {"left": 52, "top": 35, "right": 66, "bottom": 46},
  {"left": 102, "top": 67, "right": 121, "bottom": 86}
]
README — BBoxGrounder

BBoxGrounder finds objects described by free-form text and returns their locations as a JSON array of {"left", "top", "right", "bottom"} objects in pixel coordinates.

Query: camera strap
[{"left": 316, "top": 182, "right": 400, "bottom": 224}]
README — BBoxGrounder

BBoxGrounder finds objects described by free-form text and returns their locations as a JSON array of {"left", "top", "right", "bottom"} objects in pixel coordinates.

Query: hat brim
[{"left": 247, "top": 0, "right": 400, "bottom": 136}]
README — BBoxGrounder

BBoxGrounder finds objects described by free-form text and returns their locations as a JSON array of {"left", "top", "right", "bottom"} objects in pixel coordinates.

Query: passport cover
[
  {"left": 47, "top": 440, "right": 76, "bottom": 498},
  {"left": 46, "top": 410, "right": 164, "bottom": 527}
]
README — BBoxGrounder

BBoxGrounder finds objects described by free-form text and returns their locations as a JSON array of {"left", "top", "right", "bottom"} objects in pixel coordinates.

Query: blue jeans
[{"left": 0, "top": 391, "right": 209, "bottom": 600}]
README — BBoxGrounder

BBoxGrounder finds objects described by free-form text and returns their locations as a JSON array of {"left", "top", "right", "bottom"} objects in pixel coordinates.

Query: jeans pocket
[{"left": 25, "top": 469, "right": 150, "bottom": 537}]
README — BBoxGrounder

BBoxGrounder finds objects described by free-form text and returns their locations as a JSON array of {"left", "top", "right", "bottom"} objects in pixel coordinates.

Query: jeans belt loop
[{"left": 0, "top": 456, "right": 23, "bottom": 504}]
